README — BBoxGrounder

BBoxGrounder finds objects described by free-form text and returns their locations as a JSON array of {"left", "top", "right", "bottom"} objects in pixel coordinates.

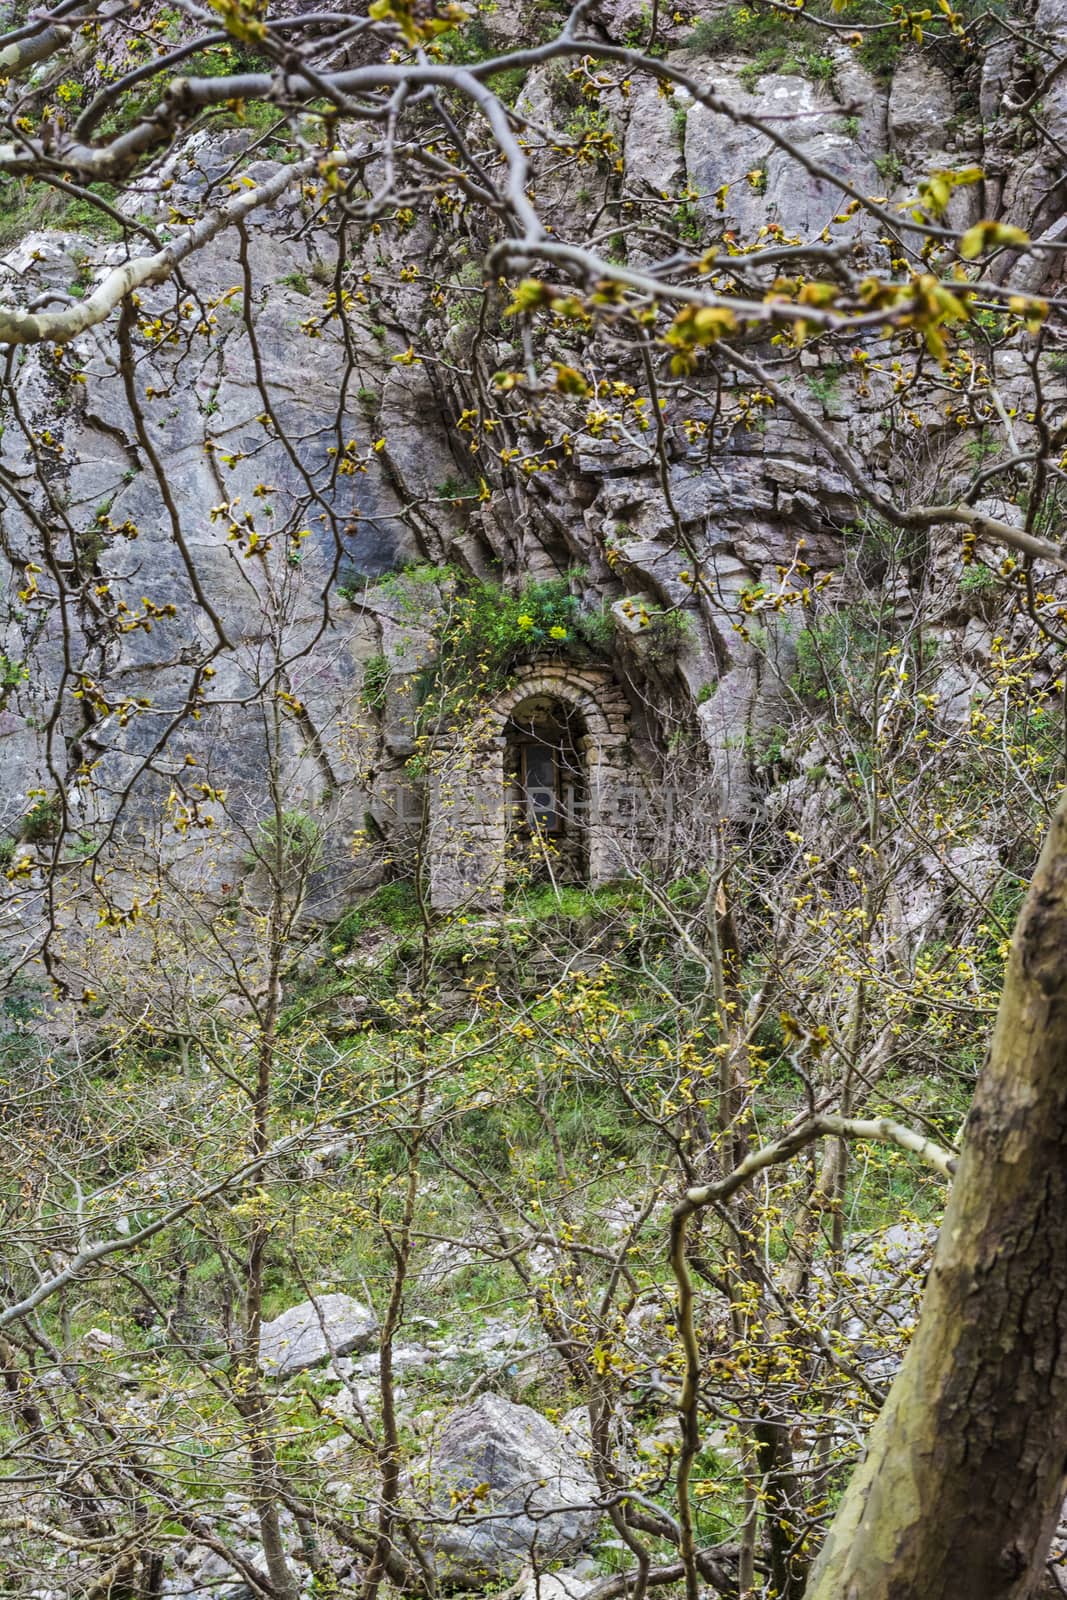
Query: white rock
[
  {"left": 259, "top": 1294, "right": 378, "bottom": 1376},
  {"left": 80, "top": 1328, "right": 125, "bottom": 1356},
  {"left": 518, "top": 1568, "right": 599, "bottom": 1600},
  {"left": 413, "top": 1393, "right": 602, "bottom": 1580}
]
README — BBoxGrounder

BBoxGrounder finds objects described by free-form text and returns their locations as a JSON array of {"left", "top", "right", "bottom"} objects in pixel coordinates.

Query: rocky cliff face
[{"left": 1, "top": 4, "right": 1065, "bottom": 957}]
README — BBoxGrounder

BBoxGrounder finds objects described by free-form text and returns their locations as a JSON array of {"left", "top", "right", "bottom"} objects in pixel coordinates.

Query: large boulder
[
  {"left": 414, "top": 1393, "right": 602, "bottom": 1581},
  {"left": 259, "top": 1294, "right": 378, "bottom": 1376}
]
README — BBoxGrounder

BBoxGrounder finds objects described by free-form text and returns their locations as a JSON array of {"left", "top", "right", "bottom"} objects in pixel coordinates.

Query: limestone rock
[
  {"left": 884, "top": 56, "right": 981, "bottom": 230},
  {"left": 259, "top": 1294, "right": 378, "bottom": 1376},
  {"left": 415, "top": 1393, "right": 601, "bottom": 1580},
  {"left": 684, "top": 65, "right": 879, "bottom": 243},
  {"left": 831, "top": 47, "right": 887, "bottom": 151},
  {"left": 624, "top": 75, "right": 688, "bottom": 198},
  {"left": 887, "top": 55, "right": 957, "bottom": 165},
  {"left": 1035, "top": 0, "right": 1067, "bottom": 152},
  {"left": 80, "top": 1328, "right": 125, "bottom": 1357},
  {"left": 517, "top": 1567, "right": 599, "bottom": 1600}
]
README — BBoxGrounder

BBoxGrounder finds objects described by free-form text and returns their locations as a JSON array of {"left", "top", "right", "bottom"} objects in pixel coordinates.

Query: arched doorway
[
  {"left": 427, "top": 663, "right": 631, "bottom": 911},
  {"left": 504, "top": 696, "right": 588, "bottom": 886}
]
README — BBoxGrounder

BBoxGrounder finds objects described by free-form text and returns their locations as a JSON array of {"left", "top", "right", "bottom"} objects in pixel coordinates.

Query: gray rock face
[
  {"left": 1035, "top": 0, "right": 1067, "bottom": 147},
  {"left": 685, "top": 65, "right": 879, "bottom": 243},
  {"left": 259, "top": 1294, "right": 378, "bottom": 1376},
  {"left": 887, "top": 56, "right": 957, "bottom": 166},
  {"left": 624, "top": 75, "right": 688, "bottom": 199},
  {"left": 416, "top": 1393, "right": 601, "bottom": 1580},
  {"left": 1, "top": 22, "right": 1057, "bottom": 946}
]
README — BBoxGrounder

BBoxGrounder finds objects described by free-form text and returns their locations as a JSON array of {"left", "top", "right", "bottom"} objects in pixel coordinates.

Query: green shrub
[
  {"left": 687, "top": 6, "right": 835, "bottom": 86},
  {"left": 639, "top": 608, "right": 691, "bottom": 667},
  {"left": 330, "top": 881, "right": 421, "bottom": 949},
  {"left": 487, "top": 65, "right": 527, "bottom": 104},
  {"left": 791, "top": 605, "right": 886, "bottom": 703},
  {"left": 685, "top": 0, "right": 904, "bottom": 83},
  {"left": 442, "top": 1106, "right": 513, "bottom": 1172},
  {"left": 0, "top": 653, "right": 27, "bottom": 700},
  {"left": 436, "top": 474, "right": 480, "bottom": 501},
  {"left": 21, "top": 793, "right": 61, "bottom": 842},
  {"left": 553, "top": 1091, "right": 646, "bottom": 1156},
  {"left": 62, "top": 833, "right": 97, "bottom": 862},
  {"left": 959, "top": 563, "right": 998, "bottom": 595},
  {"left": 0, "top": 178, "right": 128, "bottom": 247},
  {"left": 505, "top": 880, "right": 636, "bottom": 922},
  {"left": 874, "top": 152, "right": 904, "bottom": 184},
  {"left": 361, "top": 652, "right": 390, "bottom": 707},
  {"left": 855, "top": 21, "right": 904, "bottom": 81},
  {"left": 437, "top": 10, "right": 493, "bottom": 63},
  {"left": 389, "top": 566, "right": 614, "bottom": 713},
  {"left": 739, "top": 46, "right": 834, "bottom": 89},
  {"left": 805, "top": 366, "right": 842, "bottom": 408},
  {"left": 248, "top": 809, "right": 323, "bottom": 873}
]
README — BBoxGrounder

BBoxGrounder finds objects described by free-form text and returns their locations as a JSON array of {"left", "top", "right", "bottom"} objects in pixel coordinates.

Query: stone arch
[
  {"left": 491, "top": 672, "right": 615, "bottom": 745},
  {"left": 428, "top": 663, "right": 631, "bottom": 911}
]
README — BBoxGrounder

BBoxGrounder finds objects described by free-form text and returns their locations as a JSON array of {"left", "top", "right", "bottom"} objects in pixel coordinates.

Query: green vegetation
[
  {"left": 504, "top": 878, "right": 639, "bottom": 924},
  {"left": 0, "top": 652, "right": 27, "bottom": 698},
  {"left": 330, "top": 880, "right": 422, "bottom": 950},
  {"left": 874, "top": 151, "right": 904, "bottom": 184},
  {"left": 964, "top": 428, "right": 1000, "bottom": 464},
  {"left": 751, "top": 720, "right": 790, "bottom": 769},
  {"left": 247, "top": 807, "right": 323, "bottom": 873},
  {"left": 20, "top": 792, "right": 61, "bottom": 842},
  {"left": 564, "top": 103, "right": 616, "bottom": 151},
  {"left": 673, "top": 198, "right": 703, "bottom": 243},
  {"left": 62, "top": 832, "right": 98, "bottom": 863},
  {"left": 0, "top": 1, "right": 1059, "bottom": 1588},
  {"left": 686, "top": 6, "right": 837, "bottom": 88},
  {"left": 435, "top": 11, "right": 534, "bottom": 100},
  {"left": 684, "top": 0, "right": 910, "bottom": 83},
  {"left": 790, "top": 601, "right": 892, "bottom": 703},
  {"left": 445, "top": 259, "right": 487, "bottom": 327},
  {"left": 364, "top": 564, "right": 615, "bottom": 713},
  {"left": 436, "top": 474, "right": 480, "bottom": 501},
  {"left": 805, "top": 366, "right": 842, "bottom": 408},
  {"left": 437, "top": 10, "right": 494, "bottom": 60},
  {"left": 637, "top": 607, "right": 692, "bottom": 666},
  {"left": 0, "top": 177, "right": 129, "bottom": 248},
  {"left": 360, "top": 651, "right": 391, "bottom": 706},
  {"left": 959, "top": 562, "right": 998, "bottom": 595}
]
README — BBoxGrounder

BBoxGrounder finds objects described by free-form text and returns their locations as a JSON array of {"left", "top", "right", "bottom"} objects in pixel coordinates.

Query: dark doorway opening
[{"left": 504, "top": 697, "right": 588, "bottom": 884}]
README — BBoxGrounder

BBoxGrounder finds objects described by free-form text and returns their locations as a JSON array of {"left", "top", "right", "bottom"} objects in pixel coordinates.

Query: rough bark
[{"left": 804, "top": 795, "right": 1067, "bottom": 1599}]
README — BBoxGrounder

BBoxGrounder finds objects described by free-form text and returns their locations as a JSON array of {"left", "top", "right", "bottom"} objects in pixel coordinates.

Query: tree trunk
[{"left": 804, "top": 797, "right": 1067, "bottom": 1599}]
